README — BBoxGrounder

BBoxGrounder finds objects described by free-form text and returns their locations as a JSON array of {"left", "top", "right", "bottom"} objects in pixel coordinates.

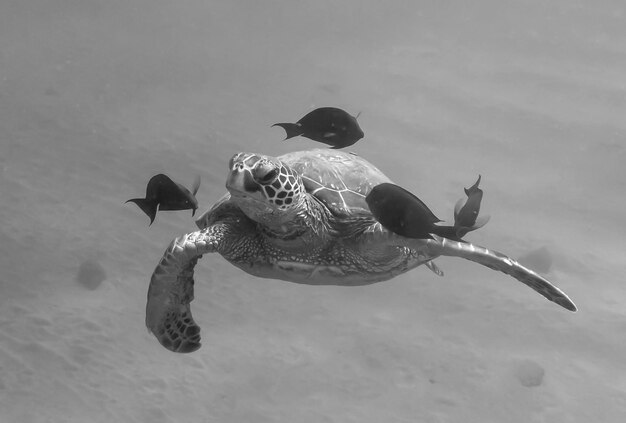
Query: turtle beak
[{"left": 226, "top": 168, "right": 259, "bottom": 195}]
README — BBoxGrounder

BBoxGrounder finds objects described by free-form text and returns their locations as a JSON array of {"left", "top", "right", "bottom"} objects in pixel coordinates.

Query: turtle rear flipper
[{"left": 429, "top": 236, "right": 577, "bottom": 312}]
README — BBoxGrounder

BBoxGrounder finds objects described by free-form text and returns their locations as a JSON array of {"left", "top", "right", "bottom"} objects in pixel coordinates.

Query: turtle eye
[{"left": 258, "top": 168, "right": 279, "bottom": 184}]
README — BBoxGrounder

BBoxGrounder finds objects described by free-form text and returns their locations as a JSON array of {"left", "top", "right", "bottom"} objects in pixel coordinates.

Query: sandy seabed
[{"left": 1, "top": 1, "right": 625, "bottom": 422}]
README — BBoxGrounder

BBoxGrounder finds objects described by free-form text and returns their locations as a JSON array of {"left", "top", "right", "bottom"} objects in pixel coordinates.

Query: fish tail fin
[
  {"left": 453, "top": 215, "right": 491, "bottom": 238},
  {"left": 453, "top": 197, "right": 466, "bottom": 221},
  {"left": 430, "top": 225, "right": 464, "bottom": 241},
  {"left": 431, "top": 215, "right": 490, "bottom": 241},
  {"left": 126, "top": 198, "right": 158, "bottom": 225},
  {"left": 464, "top": 174, "right": 482, "bottom": 196},
  {"left": 470, "top": 215, "right": 490, "bottom": 231},
  {"left": 272, "top": 123, "right": 303, "bottom": 140}
]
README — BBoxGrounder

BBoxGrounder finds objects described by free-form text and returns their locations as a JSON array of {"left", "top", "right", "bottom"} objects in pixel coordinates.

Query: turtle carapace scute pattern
[{"left": 145, "top": 149, "right": 576, "bottom": 353}]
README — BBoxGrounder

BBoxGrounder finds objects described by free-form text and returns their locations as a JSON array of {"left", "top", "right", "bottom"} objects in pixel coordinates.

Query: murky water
[{"left": 1, "top": 1, "right": 625, "bottom": 422}]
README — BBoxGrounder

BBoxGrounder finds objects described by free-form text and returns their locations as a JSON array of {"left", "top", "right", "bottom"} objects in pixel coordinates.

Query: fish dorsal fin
[{"left": 148, "top": 174, "right": 176, "bottom": 197}]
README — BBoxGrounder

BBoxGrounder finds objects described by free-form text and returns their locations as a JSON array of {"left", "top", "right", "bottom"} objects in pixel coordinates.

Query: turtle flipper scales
[
  {"left": 425, "top": 260, "right": 444, "bottom": 277},
  {"left": 429, "top": 236, "right": 577, "bottom": 312},
  {"left": 146, "top": 227, "right": 223, "bottom": 353}
]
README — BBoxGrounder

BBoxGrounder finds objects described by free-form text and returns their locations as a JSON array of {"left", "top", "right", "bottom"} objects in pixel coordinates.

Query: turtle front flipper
[
  {"left": 428, "top": 236, "right": 577, "bottom": 312},
  {"left": 146, "top": 226, "right": 224, "bottom": 353}
]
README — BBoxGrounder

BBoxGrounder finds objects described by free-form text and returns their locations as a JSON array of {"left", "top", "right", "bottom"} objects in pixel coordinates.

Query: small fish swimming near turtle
[
  {"left": 126, "top": 174, "right": 200, "bottom": 225},
  {"left": 272, "top": 107, "right": 364, "bottom": 149},
  {"left": 366, "top": 182, "right": 480, "bottom": 241},
  {"left": 454, "top": 175, "right": 490, "bottom": 238}
]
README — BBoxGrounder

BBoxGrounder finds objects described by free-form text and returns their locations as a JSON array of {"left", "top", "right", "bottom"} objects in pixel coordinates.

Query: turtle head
[{"left": 226, "top": 152, "right": 307, "bottom": 229}]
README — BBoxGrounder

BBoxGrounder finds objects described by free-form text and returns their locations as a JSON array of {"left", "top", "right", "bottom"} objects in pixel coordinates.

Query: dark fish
[
  {"left": 366, "top": 182, "right": 461, "bottom": 240},
  {"left": 126, "top": 174, "right": 200, "bottom": 225},
  {"left": 272, "top": 107, "right": 364, "bottom": 149},
  {"left": 454, "top": 175, "right": 490, "bottom": 237}
]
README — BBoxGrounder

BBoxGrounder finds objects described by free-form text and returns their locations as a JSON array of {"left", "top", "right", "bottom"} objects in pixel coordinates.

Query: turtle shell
[{"left": 279, "top": 149, "right": 392, "bottom": 216}]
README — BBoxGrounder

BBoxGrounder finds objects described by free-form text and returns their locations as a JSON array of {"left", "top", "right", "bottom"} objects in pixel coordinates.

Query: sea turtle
[{"left": 146, "top": 149, "right": 576, "bottom": 353}]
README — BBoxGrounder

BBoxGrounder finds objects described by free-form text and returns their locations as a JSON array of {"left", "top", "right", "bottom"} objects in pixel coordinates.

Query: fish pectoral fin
[
  {"left": 455, "top": 226, "right": 469, "bottom": 239},
  {"left": 322, "top": 132, "right": 337, "bottom": 139},
  {"left": 192, "top": 175, "right": 201, "bottom": 196},
  {"left": 454, "top": 215, "right": 489, "bottom": 238}
]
